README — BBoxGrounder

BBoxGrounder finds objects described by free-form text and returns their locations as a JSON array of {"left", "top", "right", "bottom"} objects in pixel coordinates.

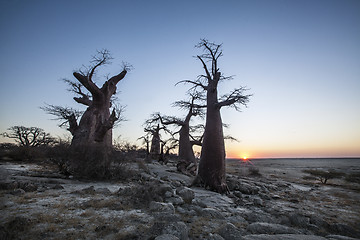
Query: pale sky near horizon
[{"left": 0, "top": 0, "right": 359, "bottom": 158}]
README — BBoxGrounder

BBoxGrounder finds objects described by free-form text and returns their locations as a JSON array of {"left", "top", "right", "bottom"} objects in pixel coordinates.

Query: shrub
[
  {"left": 302, "top": 169, "right": 345, "bottom": 184},
  {"left": 248, "top": 166, "right": 261, "bottom": 176}
]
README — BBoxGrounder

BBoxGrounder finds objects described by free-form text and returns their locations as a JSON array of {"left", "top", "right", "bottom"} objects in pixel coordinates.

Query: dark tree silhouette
[
  {"left": 42, "top": 50, "right": 129, "bottom": 177},
  {"left": 138, "top": 135, "right": 151, "bottom": 157},
  {"left": 155, "top": 92, "right": 205, "bottom": 174},
  {"left": 184, "top": 39, "right": 251, "bottom": 193},
  {"left": 144, "top": 124, "right": 164, "bottom": 159},
  {"left": 2, "top": 126, "right": 56, "bottom": 147},
  {"left": 41, "top": 104, "right": 83, "bottom": 135}
]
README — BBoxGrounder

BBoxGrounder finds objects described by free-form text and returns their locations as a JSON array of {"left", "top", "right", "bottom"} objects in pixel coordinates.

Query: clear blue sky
[{"left": 1, "top": 0, "right": 359, "bottom": 158}]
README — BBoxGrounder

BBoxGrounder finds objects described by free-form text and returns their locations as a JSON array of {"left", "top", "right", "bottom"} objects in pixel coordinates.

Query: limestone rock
[
  {"left": 177, "top": 187, "right": 195, "bottom": 204},
  {"left": 328, "top": 223, "right": 360, "bottom": 239},
  {"left": 151, "top": 221, "right": 188, "bottom": 240},
  {"left": 95, "top": 187, "right": 111, "bottom": 195},
  {"left": 288, "top": 213, "right": 309, "bottom": 228},
  {"left": 208, "top": 233, "right": 225, "bottom": 240},
  {"left": 155, "top": 234, "right": 180, "bottom": 240},
  {"left": 200, "top": 208, "right": 225, "bottom": 219},
  {"left": 247, "top": 222, "right": 300, "bottom": 234},
  {"left": 163, "top": 221, "right": 188, "bottom": 240},
  {"left": 243, "top": 234, "right": 327, "bottom": 240},
  {"left": 149, "top": 201, "right": 175, "bottom": 214},
  {"left": 326, "top": 235, "right": 359, "bottom": 240},
  {"left": 218, "top": 222, "right": 244, "bottom": 240}
]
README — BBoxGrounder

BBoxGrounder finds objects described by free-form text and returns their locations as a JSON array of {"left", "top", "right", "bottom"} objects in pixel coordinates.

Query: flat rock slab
[
  {"left": 243, "top": 234, "right": 328, "bottom": 240},
  {"left": 146, "top": 163, "right": 192, "bottom": 184},
  {"left": 192, "top": 187, "right": 234, "bottom": 211}
]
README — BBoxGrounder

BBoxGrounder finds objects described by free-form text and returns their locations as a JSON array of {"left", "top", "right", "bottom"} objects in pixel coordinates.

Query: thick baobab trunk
[
  {"left": 69, "top": 70, "right": 126, "bottom": 178},
  {"left": 198, "top": 78, "right": 227, "bottom": 193},
  {"left": 150, "top": 134, "right": 160, "bottom": 156},
  {"left": 178, "top": 124, "right": 196, "bottom": 163},
  {"left": 149, "top": 125, "right": 161, "bottom": 157},
  {"left": 177, "top": 122, "right": 197, "bottom": 175},
  {"left": 71, "top": 104, "right": 112, "bottom": 146}
]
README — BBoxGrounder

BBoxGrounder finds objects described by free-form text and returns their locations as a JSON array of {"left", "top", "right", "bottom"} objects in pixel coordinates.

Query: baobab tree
[
  {"left": 43, "top": 49, "right": 129, "bottom": 177},
  {"left": 155, "top": 92, "right": 205, "bottom": 174},
  {"left": 183, "top": 39, "right": 251, "bottom": 193},
  {"left": 143, "top": 123, "right": 163, "bottom": 159}
]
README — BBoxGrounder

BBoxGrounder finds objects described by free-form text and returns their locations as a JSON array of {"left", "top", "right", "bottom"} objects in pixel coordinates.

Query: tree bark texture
[
  {"left": 69, "top": 69, "right": 126, "bottom": 178},
  {"left": 149, "top": 125, "right": 161, "bottom": 157},
  {"left": 197, "top": 75, "right": 227, "bottom": 193}
]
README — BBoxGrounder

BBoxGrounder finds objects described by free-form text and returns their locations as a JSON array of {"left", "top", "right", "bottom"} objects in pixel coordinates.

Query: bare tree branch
[
  {"left": 41, "top": 104, "right": 82, "bottom": 134},
  {"left": 176, "top": 80, "right": 208, "bottom": 91},
  {"left": 217, "top": 87, "right": 252, "bottom": 111},
  {"left": 89, "top": 49, "right": 112, "bottom": 81},
  {"left": 2, "top": 126, "right": 56, "bottom": 147}
]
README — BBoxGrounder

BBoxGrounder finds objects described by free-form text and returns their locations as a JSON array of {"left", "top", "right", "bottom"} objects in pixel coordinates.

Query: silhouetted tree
[
  {"left": 303, "top": 169, "right": 345, "bottom": 184},
  {"left": 138, "top": 135, "right": 151, "bottom": 157},
  {"left": 41, "top": 105, "right": 83, "bottom": 135},
  {"left": 42, "top": 49, "right": 129, "bottom": 177},
  {"left": 2, "top": 126, "right": 56, "bottom": 147},
  {"left": 155, "top": 92, "right": 205, "bottom": 174},
  {"left": 144, "top": 124, "right": 164, "bottom": 159},
  {"left": 184, "top": 39, "right": 251, "bottom": 193}
]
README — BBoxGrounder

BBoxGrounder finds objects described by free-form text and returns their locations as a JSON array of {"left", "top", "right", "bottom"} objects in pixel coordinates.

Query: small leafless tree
[
  {"left": 2, "top": 126, "right": 56, "bottom": 147},
  {"left": 183, "top": 39, "right": 251, "bottom": 193}
]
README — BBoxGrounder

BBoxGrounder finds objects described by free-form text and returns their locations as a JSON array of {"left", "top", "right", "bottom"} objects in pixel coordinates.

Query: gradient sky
[{"left": 0, "top": 0, "right": 359, "bottom": 158}]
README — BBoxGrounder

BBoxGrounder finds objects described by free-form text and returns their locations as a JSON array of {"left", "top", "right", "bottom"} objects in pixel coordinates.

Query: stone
[
  {"left": 326, "top": 235, "right": 359, "bottom": 240},
  {"left": 243, "top": 234, "right": 327, "bottom": 240},
  {"left": 208, "top": 233, "right": 225, "bottom": 240},
  {"left": 227, "top": 177, "right": 259, "bottom": 195},
  {"left": 259, "top": 193, "right": 271, "bottom": 200},
  {"left": 165, "top": 191, "right": 173, "bottom": 198},
  {"left": 95, "top": 187, "right": 111, "bottom": 195},
  {"left": 23, "top": 183, "right": 37, "bottom": 192},
  {"left": 149, "top": 201, "right": 175, "bottom": 214},
  {"left": 166, "top": 196, "right": 184, "bottom": 205},
  {"left": 192, "top": 199, "right": 207, "bottom": 208},
  {"left": 218, "top": 222, "right": 244, "bottom": 240},
  {"left": 163, "top": 221, "right": 188, "bottom": 240},
  {"left": 177, "top": 187, "right": 195, "bottom": 204},
  {"left": 152, "top": 213, "right": 181, "bottom": 222},
  {"left": 159, "top": 183, "right": 174, "bottom": 195},
  {"left": 200, "top": 208, "right": 225, "bottom": 219},
  {"left": 288, "top": 213, "right": 309, "bottom": 228},
  {"left": 253, "top": 197, "right": 263, "bottom": 206},
  {"left": 81, "top": 186, "right": 95, "bottom": 194},
  {"left": 243, "top": 210, "right": 276, "bottom": 223},
  {"left": 155, "top": 234, "right": 180, "bottom": 240},
  {"left": 151, "top": 221, "right": 188, "bottom": 240},
  {"left": 309, "top": 215, "right": 330, "bottom": 229},
  {"left": 328, "top": 223, "right": 360, "bottom": 239},
  {"left": 233, "top": 191, "right": 243, "bottom": 199},
  {"left": 247, "top": 222, "right": 300, "bottom": 234},
  {"left": 52, "top": 184, "right": 64, "bottom": 190},
  {"left": 10, "top": 188, "right": 25, "bottom": 195}
]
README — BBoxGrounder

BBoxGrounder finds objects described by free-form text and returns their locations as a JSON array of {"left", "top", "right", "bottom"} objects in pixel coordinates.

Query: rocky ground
[{"left": 0, "top": 158, "right": 359, "bottom": 240}]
